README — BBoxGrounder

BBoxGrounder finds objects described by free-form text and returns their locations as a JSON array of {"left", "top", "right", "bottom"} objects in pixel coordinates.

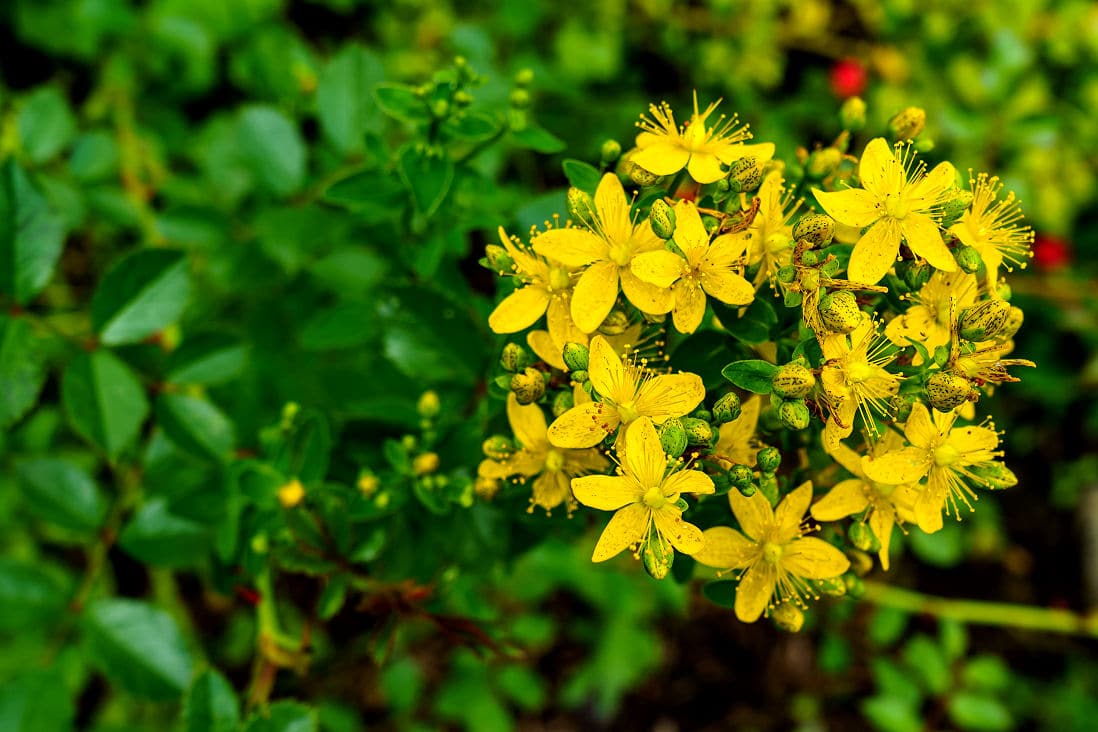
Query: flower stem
[{"left": 862, "top": 580, "right": 1098, "bottom": 637}]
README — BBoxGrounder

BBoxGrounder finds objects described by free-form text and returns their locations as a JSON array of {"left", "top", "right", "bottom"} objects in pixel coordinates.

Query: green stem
[{"left": 862, "top": 580, "right": 1098, "bottom": 637}]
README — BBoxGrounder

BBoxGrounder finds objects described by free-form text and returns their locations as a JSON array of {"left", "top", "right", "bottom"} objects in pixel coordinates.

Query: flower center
[
  {"left": 548, "top": 266, "right": 572, "bottom": 292},
  {"left": 933, "top": 443, "right": 960, "bottom": 467},
  {"left": 884, "top": 193, "right": 909, "bottom": 220},
  {"left": 762, "top": 542, "right": 784, "bottom": 564},
  {"left": 609, "top": 243, "right": 632, "bottom": 267},
  {"left": 617, "top": 400, "right": 641, "bottom": 424},
  {"left": 848, "top": 360, "right": 876, "bottom": 384},
  {"left": 544, "top": 449, "right": 565, "bottom": 472},
  {"left": 766, "top": 232, "right": 789, "bottom": 256},
  {"left": 643, "top": 485, "right": 667, "bottom": 509}
]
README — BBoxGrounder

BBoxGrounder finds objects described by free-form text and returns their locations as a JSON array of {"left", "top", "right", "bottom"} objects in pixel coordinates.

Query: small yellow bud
[
  {"left": 484, "top": 244, "right": 514, "bottom": 272},
  {"left": 998, "top": 306, "right": 1024, "bottom": 341},
  {"left": 806, "top": 147, "right": 842, "bottom": 179},
  {"left": 848, "top": 521, "right": 881, "bottom": 553},
  {"left": 649, "top": 199, "right": 677, "bottom": 240},
  {"left": 413, "top": 452, "right": 440, "bottom": 476},
  {"left": 771, "top": 603, "right": 805, "bottom": 633},
  {"left": 417, "top": 390, "right": 440, "bottom": 419},
  {"left": 839, "top": 96, "right": 867, "bottom": 131},
  {"left": 278, "top": 478, "right": 306, "bottom": 508},
  {"left": 818, "top": 291, "right": 862, "bottom": 334},
  {"left": 658, "top": 418, "right": 688, "bottom": 459},
  {"left": 482, "top": 435, "right": 512, "bottom": 460},
  {"left": 551, "top": 389, "right": 574, "bottom": 418},
  {"left": 888, "top": 107, "right": 927, "bottom": 141},
  {"left": 500, "top": 342, "right": 530, "bottom": 372},
  {"left": 510, "top": 367, "right": 545, "bottom": 405},
  {"left": 959, "top": 299, "right": 1012, "bottom": 342},
  {"left": 725, "top": 156, "right": 763, "bottom": 194},
  {"left": 926, "top": 372, "right": 975, "bottom": 412},
  {"left": 357, "top": 472, "right": 379, "bottom": 496},
  {"left": 474, "top": 475, "right": 500, "bottom": 500},
  {"left": 792, "top": 213, "right": 835, "bottom": 247},
  {"left": 772, "top": 363, "right": 816, "bottom": 398}
]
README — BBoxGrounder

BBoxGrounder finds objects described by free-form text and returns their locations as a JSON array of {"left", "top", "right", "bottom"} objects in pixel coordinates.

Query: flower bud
[
  {"left": 453, "top": 90, "right": 473, "bottom": 107},
  {"left": 806, "top": 147, "right": 842, "bottom": 179},
  {"left": 500, "top": 342, "right": 530, "bottom": 372},
  {"left": 771, "top": 603, "right": 805, "bottom": 633},
  {"left": 888, "top": 394, "right": 914, "bottom": 422},
  {"left": 658, "top": 418, "right": 688, "bottom": 459},
  {"left": 728, "top": 464, "right": 755, "bottom": 490},
  {"left": 430, "top": 99, "right": 450, "bottom": 118},
  {"left": 620, "top": 153, "right": 662, "bottom": 187},
  {"left": 600, "top": 139, "right": 622, "bottom": 166},
  {"left": 561, "top": 341, "right": 589, "bottom": 372},
  {"left": 757, "top": 446, "right": 781, "bottom": 474},
  {"left": 712, "top": 392, "right": 743, "bottom": 425},
  {"left": 968, "top": 462, "right": 1018, "bottom": 490},
  {"left": 692, "top": 407, "right": 713, "bottom": 422},
  {"left": 599, "top": 309, "right": 630, "bottom": 335},
  {"left": 552, "top": 389, "right": 574, "bottom": 418},
  {"left": 954, "top": 245, "right": 984, "bottom": 274},
  {"left": 772, "top": 363, "right": 816, "bottom": 398},
  {"left": 642, "top": 537, "right": 674, "bottom": 580},
  {"left": 959, "top": 299, "right": 1011, "bottom": 342},
  {"left": 843, "top": 572, "right": 866, "bottom": 598},
  {"left": 357, "top": 472, "right": 379, "bottom": 496},
  {"left": 899, "top": 260, "right": 933, "bottom": 291},
  {"left": 777, "top": 264, "right": 797, "bottom": 284},
  {"left": 778, "top": 399, "right": 812, "bottom": 431},
  {"left": 819, "top": 291, "right": 862, "bottom": 334},
  {"left": 680, "top": 417, "right": 714, "bottom": 446},
  {"left": 414, "top": 453, "right": 439, "bottom": 476},
  {"left": 926, "top": 371, "right": 975, "bottom": 412},
  {"left": 819, "top": 576, "right": 847, "bottom": 597},
  {"left": 848, "top": 521, "right": 881, "bottom": 553},
  {"left": 514, "top": 68, "right": 534, "bottom": 86},
  {"left": 649, "top": 199, "right": 677, "bottom": 240},
  {"left": 725, "top": 156, "right": 762, "bottom": 194},
  {"left": 998, "top": 306, "right": 1024, "bottom": 340},
  {"left": 839, "top": 96, "right": 867, "bottom": 131},
  {"left": 417, "top": 390, "right": 440, "bottom": 419},
  {"left": 484, "top": 244, "right": 514, "bottom": 273},
  {"left": 510, "top": 367, "right": 545, "bottom": 405},
  {"left": 800, "top": 250, "right": 821, "bottom": 268},
  {"left": 737, "top": 483, "right": 757, "bottom": 497},
  {"left": 792, "top": 213, "right": 835, "bottom": 247},
  {"left": 566, "top": 186, "right": 596, "bottom": 226},
  {"left": 277, "top": 478, "right": 305, "bottom": 508},
  {"left": 508, "top": 88, "right": 531, "bottom": 109},
  {"left": 889, "top": 107, "right": 927, "bottom": 141},
  {"left": 939, "top": 189, "right": 973, "bottom": 228},
  {"left": 570, "top": 369, "right": 589, "bottom": 383},
  {"left": 474, "top": 475, "right": 500, "bottom": 500}
]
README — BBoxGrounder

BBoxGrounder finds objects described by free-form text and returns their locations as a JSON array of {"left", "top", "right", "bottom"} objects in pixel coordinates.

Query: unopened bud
[
  {"left": 792, "top": 213, "right": 835, "bottom": 246},
  {"left": 413, "top": 452, "right": 440, "bottom": 476},
  {"left": 508, "top": 89, "right": 531, "bottom": 109},
  {"left": 926, "top": 371, "right": 974, "bottom": 412},
  {"left": 939, "top": 189, "right": 973, "bottom": 227},
  {"left": 277, "top": 478, "right": 305, "bottom": 508},
  {"left": 900, "top": 260, "right": 933, "bottom": 291},
  {"left": 680, "top": 417, "right": 714, "bottom": 446},
  {"left": 843, "top": 572, "right": 866, "bottom": 598},
  {"left": 959, "top": 299, "right": 1011, "bottom": 342},
  {"left": 998, "top": 306, "right": 1024, "bottom": 340},
  {"left": 839, "top": 96, "right": 867, "bottom": 131},
  {"left": 806, "top": 147, "right": 842, "bottom": 179},
  {"left": 728, "top": 464, "right": 755, "bottom": 490},
  {"left": 453, "top": 90, "right": 473, "bottom": 107},
  {"left": 642, "top": 536, "right": 674, "bottom": 580},
  {"left": 848, "top": 521, "right": 881, "bottom": 553},
  {"left": 968, "top": 462, "right": 1018, "bottom": 490},
  {"left": 819, "top": 576, "right": 847, "bottom": 597},
  {"left": 778, "top": 399, "right": 812, "bottom": 431},
  {"left": 482, "top": 435, "right": 512, "bottom": 460},
  {"left": 599, "top": 309, "right": 630, "bottom": 335},
  {"left": 500, "top": 342, "right": 530, "bottom": 372},
  {"left": 357, "top": 472, "right": 379, "bottom": 496},
  {"left": 551, "top": 389, "right": 574, "bottom": 418},
  {"left": 417, "top": 390, "right": 440, "bottom": 419},
  {"left": 819, "top": 291, "right": 862, "bottom": 334},
  {"left": 954, "top": 245, "right": 984, "bottom": 274},
  {"left": 485, "top": 244, "right": 514, "bottom": 273},
  {"left": 771, "top": 603, "right": 805, "bottom": 633},
  {"left": 800, "top": 250, "right": 820, "bottom": 268},
  {"left": 600, "top": 139, "right": 622, "bottom": 165},
  {"left": 649, "top": 199, "right": 677, "bottom": 240},
  {"left": 562, "top": 341, "right": 590, "bottom": 372},
  {"left": 475, "top": 475, "right": 500, "bottom": 500},
  {"left": 888, "top": 395, "right": 914, "bottom": 422},
  {"left": 570, "top": 369, "right": 589, "bottom": 383},
  {"left": 510, "top": 367, "right": 545, "bottom": 405},
  {"left": 658, "top": 418, "right": 688, "bottom": 459},
  {"left": 712, "top": 392, "right": 743, "bottom": 425},
  {"left": 620, "top": 152, "right": 662, "bottom": 187},
  {"left": 725, "top": 156, "right": 762, "bottom": 194},
  {"left": 567, "top": 187, "right": 596, "bottom": 226},
  {"left": 430, "top": 99, "right": 450, "bottom": 118},
  {"left": 772, "top": 363, "right": 816, "bottom": 398},
  {"left": 889, "top": 107, "right": 927, "bottom": 141},
  {"left": 757, "top": 446, "right": 781, "bottom": 474}
]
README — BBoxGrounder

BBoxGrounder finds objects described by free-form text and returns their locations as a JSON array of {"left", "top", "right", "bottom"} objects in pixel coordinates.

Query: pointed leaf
[
  {"left": 90, "top": 248, "right": 191, "bottom": 345},
  {"left": 16, "top": 458, "right": 106, "bottom": 533},
  {"left": 182, "top": 669, "right": 240, "bottom": 732},
  {"left": 62, "top": 350, "right": 149, "bottom": 459},
  {"left": 397, "top": 145, "right": 454, "bottom": 217},
  {"left": 0, "top": 160, "right": 66, "bottom": 304},
  {"left": 156, "top": 393, "right": 235, "bottom": 462},
  {"left": 0, "top": 316, "right": 47, "bottom": 428}
]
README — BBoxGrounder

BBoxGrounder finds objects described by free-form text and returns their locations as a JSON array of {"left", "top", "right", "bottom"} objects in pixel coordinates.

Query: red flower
[
  {"left": 1032, "top": 234, "right": 1071, "bottom": 270},
  {"left": 830, "top": 59, "right": 868, "bottom": 99}
]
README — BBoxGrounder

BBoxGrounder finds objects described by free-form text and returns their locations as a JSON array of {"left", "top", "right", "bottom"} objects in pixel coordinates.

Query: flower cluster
[{"left": 479, "top": 96, "right": 1035, "bottom": 628}]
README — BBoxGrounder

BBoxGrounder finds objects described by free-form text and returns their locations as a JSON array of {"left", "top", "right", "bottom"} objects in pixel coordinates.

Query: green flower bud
[
  {"left": 642, "top": 536, "right": 674, "bottom": 580},
  {"left": 701, "top": 215, "right": 720, "bottom": 234},
  {"left": 691, "top": 407, "right": 713, "bottom": 422},
  {"left": 778, "top": 399, "right": 812, "bottom": 431},
  {"left": 725, "top": 156, "right": 762, "bottom": 194},
  {"left": 620, "top": 153, "right": 662, "bottom": 187},
  {"left": 737, "top": 483, "right": 757, "bottom": 497},
  {"left": 772, "top": 363, "right": 816, "bottom": 398},
  {"left": 728, "top": 464, "right": 755, "bottom": 490},
  {"left": 792, "top": 213, "right": 835, "bottom": 247},
  {"left": 959, "top": 299, "right": 1011, "bottom": 342},
  {"left": 819, "top": 291, "right": 862, "bottom": 334},
  {"left": 843, "top": 573, "right": 866, "bottom": 598},
  {"left": 500, "top": 342, "right": 530, "bottom": 372},
  {"left": 570, "top": 369, "right": 589, "bottom": 383},
  {"left": 800, "top": 250, "right": 820, "bottom": 268},
  {"left": 508, "top": 89, "right": 531, "bottom": 109},
  {"left": 658, "top": 418, "right": 688, "bottom": 459},
  {"left": 888, "top": 394, "right": 914, "bottom": 423},
  {"left": 514, "top": 68, "right": 534, "bottom": 86},
  {"left": 484, "top": 244, "right": 514, "bottom": 273},
  {"left": 552, "top": 389, "right": 574, "bottom": 418},
  {"left": 453, "top": 90, "right": 473, "bottom": 107},
  {"left": 430, "top": 99, "right": 450, "bottom": 118},
  {"left": 712, "top": 392, "right": 743, "bottom": 425},
  {"left": 715, "top": 178, "right": 731, "bottom": 192},
  {"left": 939, "top": 189, "right": 974, "bottom": 228},
  {"left": 996, "top": 282, "right": 1012, "bottom": 301},
  {"left": 998, "top": 306, "right": 1024, "bottom": 340},
  {"left": 968, "top": 462, "right": 1018, "bottom": 490},
  {"left": 711, "top": 472, "right": 731, "bottom": 494},
  {"left": 599, "top": 309, "right": 630, "bottom": 335},
  {"left": 889, "top": 107, "right": 927, "bottom": 141},
  {"left": 567, "top": 187, "right": 596, "bottom": 225},
  {"left": 821, "top": 257, "right": 841, "bottom": 277},
  {"left": 562, "top": 341, "right": 590, "bottom": 372},
  {"left": 680, "top": 417, "right": 714, "bottom": 446},
  {"left": 777, "top": 264, "right": 797, "bottom": 284},
  {"left": 806, "top": 147, "right": 842, "bottom": 179},
  {"left": 757, "top": 446, "right": 781, "bottom": 474},
  {"left": 954, "top": 245, "right": 984, "bottom": 274},
  {"left": 417, "top": 390, "right": 440, "bottom": 419},
  {"left": 482, "top": 435, "right": 512, "bottom": 459},
  {"left": 649, "top": 198, "right": 677, "bottom": 240},
  {"left": 848, "top": 521, "right": 881, "bottom": 553},
  {"left": 510, "top": 367, "right": 545, "bottom": 405},
  {"left": 784, "top": 290, "right": 804, "bottom": 308},
  {"left": 900, "top": 260, "right": 933, "bottom": 291},
  {"left": 771, "top": 603, "right": 805, "bottom": 633},
  {"left": 600, "top": 139, "right": 622, "bottom": 166},
  {"left": 839, "top": 96, "right": 867, "bottom": 131},
  {"left": 818, "top": 576, "right": 847, "bottom": 597},
  {"left": 926, "top": 371, "right": 975, "bottom": 412}
]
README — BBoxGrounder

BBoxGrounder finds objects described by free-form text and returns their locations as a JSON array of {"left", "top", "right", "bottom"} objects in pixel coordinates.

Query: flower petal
[
  {"left": 862, "top": 447, "right": 931, "bottom": 485},
  {"left": 782, "top": 537, "right": 851, "bottom": 579},
  {"left": 635, "top": 372, "right": 705, "bottom": 423},
  {"left": 687, "top": 152, "right": 725, "bottom": 184},
  {"left": 858, "top": 138, "right": 900, "bottom": 196},
  {"left": 488, "top": 286, "right": 550, "bottom": 333},
  {"left": 949, "top": 426, "right": 1000, "bottom": 460},
  {"left": 546, "top": 298, "right": 587, "bottom": 355},
  {"left": 623, "top": 417, "right": 666, "bottom": 489},
  {"left": 811, "top": 479, "right": 869, "bottom": 521},
  {"left": 527, "top": 329, "right": 565, "bottom": 370},
  {"left": 532, "top": 228, "right": 604, "bottom": 268},
  {"left": 694, "top": 527, "right": 757, "bottom": 569},
  {"left": 773, "top": 481, "right": 813, "bottom": 542},
  {"left": 662, "top": 468, "right": 715, "bottom": 498},
  {"left": 907, "top": 161, "right": 957, "bottom": 212},
  {"left": 735, "top": 564, "right": 776, "bottom": 623},
  {"left": 532, "top": 471, "right": 570, "bottom": 511},
  {"left": 591, "top": 503, "right": 648, "bottom": 562},
  {"left": 620, "top": 268, "right": 674, "bottom": 315},
  {"left": 901, "top": 214, "right": 956, "bottom": 272},
  {"left": 548, "top": 401, "right": 619, "bottom": 449},
  {"left": 572, "top": 474, "right": 641, "bottom": 511},
  {"left": 507, "top": 393, "right": 547, "bottom": 449},
  {"left": 630, "top": 143, "right": 690, "bottom": 177},
  {"left": 672, "top": 282, "right": 706, "bottom": 334},
  {"left": 716, "top": 142, "right": 775, "bottom": 165},
  {"left": 813, "top": 188, "right": 881, "bottom": 228},
  {"left": 653, "top": 507, "right": 705, "bottom": 555},
  {"left": 903, "top": 402, "right": 938, "bottom": 448},
  {"left": 848, "top": 218, "right": 902, "bottom": 285},
  {"left": 728, "top": 489, "right": 774, "bottom": 542},
  {"left": 869, "top": 509, "right": 895, "bottom": 571},
  {"left": 702, "top": 268, "right": 755, "bottom": 305},
  {"left": 571, "top": 261, "right": 620, "bottom": 333},
  {"left": 632, "top": 250, "right": 685, "bottom": 288},
  {"left": 914, "top": 473, "right": 946, "bottom": 533},
  {"left": 587, "top": 335, "right": 634, "bottom": 403}
]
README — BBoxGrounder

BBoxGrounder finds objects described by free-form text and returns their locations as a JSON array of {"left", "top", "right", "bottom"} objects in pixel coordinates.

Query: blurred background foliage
[{"left": 0, "top": 0, "right": 1096, "bottom": 730}]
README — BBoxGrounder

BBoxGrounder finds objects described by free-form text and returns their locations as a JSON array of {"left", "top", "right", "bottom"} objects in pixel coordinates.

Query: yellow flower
[
  {"left": 814, "top": 138, "right": 957, "bottom": 285},
  {"left": 488, "top": 226, "right": 586, "bottom": 348},
  {"left": 631, "top": 200, "right": 755, "bottom": 333},
  {"left": 812, "top": 431, "right": 918, "bottom": 570},
  {"left": 478, "top": 394, "right": 608, "bottom": 513},
  {"left": 547, "top": 335, "right": 704, "bottom": 449},
  {"left": 712, "top": 396, "right": 764, "bottom": 469},
  {"left": 862, "top": 402, "right": 1003, "bottom": 534},
  {"left": 739, "top": 171, "right": 801, "bottom": 288},
  {"left": 533, "top": 174, "right": 671, "bottom": 333},
  {"left": 571, "top": 416, "right": 714, "bottom": 562},
  {"left": 630, "top": 93, "right": 775, "bottom": 184},
  {"left": 949, "top": 173, "right": 1034, "bottom": 281},
  {"left": 952, "top": 341, "right": 1035, "bottom": 386},
  {"left": 526, "top": 318, "right": 644, "bottom": 371},
  {"left": 820, "top": 316, "right": 901, "bottom": 442},
  {"left": 884, "top": 271, "right": 977, "bottom": 363},
  {"left": 694, "top": 482, "right": 850, "bottom": 623}
]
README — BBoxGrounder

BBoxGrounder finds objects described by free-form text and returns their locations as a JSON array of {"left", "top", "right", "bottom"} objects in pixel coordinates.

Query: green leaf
[
  {"left": 960, "top": 655, "right": 1011, "bottom": 693},
  {"left": 156, "top": 393, "right": 236, "bottom": 462},
  {"left": 947, "top": 692, "right": 1013, "bottom": 731},
  {"left": 299, "top": 302, "right": 375, "bottom": 351},
  {"left": 69, "top": 130, "right": 119, "bottom": 182},
  {"left": 238, "top": 106, "right": 307, "bottom": 197},
  {"left": 701, "top": 579, "right": 737, "bottom": 609},
  {"left": 0, "top": 668, "right": 76, "bottom": 732},
  {"left": 511, "top": 123, "right": 566, "bottom": 153},
  {"left": 317, "top": 575, "right": 348, "bottom": 621},
  {"left": 939, "top": 619, "right": 968, "bottom": 661},
  {"left": 0, "top": 559, "right": 70, "bottom": 631},
  {"left": 316, "top": 45, "right": 384, "bottom": 154},
  {"left": 868, "top": 606, "right": 909, "bottom": 648},
  {"left": 562, "top": 159, "right": 601, "bottom": 192},
  {"left": 17, "top": 86, "right": 77, "bottom": 164},
  {"left": 119, "top": 498, "right": 210, "bottom": 568},
  {"left": 16, "top": 458, "right": 106, "bottom": 533},
  {"left": 182, "top": 669, "right": 240, "bottom": 732},
  {"left": 0, "top": 316, "right": 47, "bottom": 428},
  {"left": 166, "top": 334, "right": 248, "bottom": 386},
  {"left": 445, "top": 112, "right": 499, "bottom": 141},
  {"left": 374, "top": 84, "right": 430, "bottom": 124},
  {"left": 719, "top": 297, "right": 778, "bottom": 344},
  {"left": 243, "top": 700, "right": 317, "bottom": 732},
  {"left": 496, "top": 665, "right": 547, "bottom": 711},
  {"left": 861, "top": 694, "right": 922, "bottom": 732},
  {"left": 0, "top": 160, "right": 67, "bottom": 304},
  {"left": 398, "top": 145, "right": 454, "bottom": 217},
  {"left": 83, "top": 598, "right": 195, "bottom": 701},
  {"left": 62, "top": 350, "right": 150, "bottom": 459},
  {"left": 321, "top": 170, "right": 405, "bottom": 216},
  {"left": 377, "top": 287, "right": 486, "bottom": 386},
  {"left": 90, "top": 248, "right": 191, "bottom": 345},
  {"left": 721, "top": 359, "right": 778, "bottom": 394},
  {"left": 901, "top": 634, "right": 950, "bottom": 696}
]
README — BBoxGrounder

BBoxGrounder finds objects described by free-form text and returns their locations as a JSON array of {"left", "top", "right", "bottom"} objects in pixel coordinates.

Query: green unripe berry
[
  {"left": 570, "top": 369, "right": 589, "bottom": 383},
  {"left": 712, "top": 392, "right": 743, "bottom": 425},
  {"left": 658, "top": 418, "right": 688, "bottom": 459},
  {"left": 926, "top": 371, "right": 975, "bottom": 412},
  {"left": 999, "top": 306, "right": 1024, "bottom": 340},
  {"left": 889, "top": 107, "right": 927, "bottom": 141},
  {"left": 777, "top": 264, "right": 797, "bottom": 284},
  {"left": 482, "top": 435, "right": 512, "bottom": 459},
  {"left": 510, "top": 367, "right": 545, "bottom": 405},
  {"left": 485, "top": 244, "right": 514, "bottom": 273},
  {"left": 959, "top": 299, "right": 1012, "bottom": 342},
  {"left": 562, "top": 341, "right": 590, "bottom": 372},
  {"left": 806, "top": 147, "right": 842, "bottom": 179},
  {"left": 757, "top": 446, "right": 781, "bottom": 474},
  {"left": 954, "top": 245, "right": 984, "bottom": 274},
  {"left": 819, "top": 291, "right": 862, "bottom": 334},
  {"left": 772, "top": 363, "right": 816, "bottom": 398},
  {"left": 778, "top": 399, "right": 812, "bottom": 431}
]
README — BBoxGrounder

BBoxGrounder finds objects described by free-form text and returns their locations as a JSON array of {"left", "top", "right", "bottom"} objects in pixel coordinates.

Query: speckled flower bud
[
  {"left": 599, "top": 309, "right": 630, "bottom": 335},
  {"left": 712, "top": 392, "right": 743, "bottom": 425},
  {"left": 562, "top": 341, "right": 589, "bottom": 372},
  {"left": 680, "top": 417, "right": 714, "bottom": 446},
  {"left": 889, "top": 107, "right": 927, "bottom": 141},
  {"left": 792, "top": 213, "right": 835, "bottom": 247},
  {"left": 839, "top": 96, "right": 867, "bottom": 131},
  {"left": 570, "top": 369, "right": 589, "bottom": 383},
  {"left": 621, "top": 151, "right": 662, "bottom": 187},
  {"left": 998, "top": 306, "right": 1024, "bottom": 340},
  {"left": 819, "top": 291, "right": 862, "bottom": 334},
  {"left": 848, "top": 521, "right": 881, "bottom": 553},
  {"left": 926, "top": 371, "right": 975, "bottom": 412},
  {"left": 725, "top": 156, "right": 762, "bottom": 194},
  {"left": 954, "top": 245, "right": 984, "bottom": 274},
  {"left": 728, "top": 464, "right": 755, "bottom": 490},
  {"left": 642, "top": 536, "right": 674, "bottom": 580},
  {"left": 778, "top": 399, "right": 812, "bottom": 431},
  {"left": 500, "top": 342, "right": 530, "bottom": 372},
  {"left": 888, "top": 395, "right": 914, "bottom": 423},
  {"left": 551, "top": 389, "right": 574, "bottom": 418},
  {"left": 772, "top": 363, "right": 816, "bottom": 399},
  {"left": 939, "top": 189, "right": 973, "bottom": 228},
  {"left": 567, "top": 187, "right": 596, "bottom": 227},
  {"left": 806, "top": 147, "right": 842, "bottom": 179},
  {"left": 900, "top": 260, "right": 933, "bottom": 291},
  {"left": 777, "top": 264, "right": 797, "bottom": 283},
  {"left": 757, "top": 446, "right": 781, "bottom": 474},
  {"left": 649, "top": 198, "right": 677, "bottom": 240},
  {"left": 819, "top": 576, "right": 847, "bottom": 597},
  {"left": 771, "top": 603, "right": 805, "bottom": 633},
  {"left": 959, "top": 299, "right": 1011, "bottom": 342},
  {"left": 658, "top": 418, "right": 688, "bottom": 459},
  {"left": 510, "top": 367, "right": 545, "bottom": 405}
]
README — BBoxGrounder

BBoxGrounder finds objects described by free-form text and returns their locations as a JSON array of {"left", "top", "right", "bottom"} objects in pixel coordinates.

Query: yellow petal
[
  {"left": 672, "top": 282, "right": 706, "bottom": 334},
  {"left": 661, "top": 468, "right": 715, "bottom": 498},
  {"left": 623, "top": 417, "right": 666, "bottom": 489},
  {"left": 707, "top": 231, "right": 749, "bottom": 266},
  {"left": 773, "top": 481, "right": 813, "bottom": 542},
  {"left": 812, "top": 188, "right": 881, "bottom": 228},
  {"left": 735, "top": 564, "right": 776, "bottom": 623},
  {"left": 548, "top": 401, "right": 619, "bottom": 449},
  {"left": 901, "top": 214, "right": 956, "bottom": 272},
  {"left": 632, "top": 250, "right": 684, "bottom": 288},
  {"left": 477, "top": 458, "right": 510, "bottom": 480},
  {"left": 862, "top": 447, "right": 931, "bottom": 485},
  {"left": 949, "top": 425, "right": 999, "bottom": 459},
  {"left": 532, "top": 227, "right": 604, "bottom": 268},
  {"left": 527, "top": 329, "right": 565, "bottom": 370},
  {"left": 914, "top": 473, "right": 946, "bottom": 533},
  {"left": 546, "top": 298, "right": 587, "bottom": 355},
  {"left": 635, "top": 372, "right": 705, "bottom": 423},
  {"left": 728, "top": 489, "right": 774, "bottom": 542},
  {"left": 848, "top": 218, "right": 902, "bottom": 285},
  {"left": 869, "top": 509, "right": 895, "bottom": 571},
  {"left": 810, "top": 479, "right": 869, "bottom": 521},
  {"left": 532, "top": 471, "right": 570, "bottom": 511},
  {"left": 907, "top": 161, "right": 957, "bottom": 212},
  {"left": 687, "top": 151, "right": 725, "bottom": 184},
  {"left": 715, "top": 396, "right": 761, "bottom": 466},
  {"left": 903, "top": 402, "right": 938, "bottom": 448},
  {"left": 718, "top": 142, "right": 775, "bottom": 166},
  {"left": 571, "top": 261, "right": 620, "bottom": 333},
  {"left": 594, "top": 173, "right": 633, "bottom": 241},
  {"left": 587, "top": 335, "right": 634, "bottom": 404},
  {"left": 702, "top": 268, "right": 755, "bottom": 305},
  {"left": 591, "top": 503, "right": 648, "bottom": 562},
  {"left": 858, "top": 138, "right": 900, "bottom": 196},
  {"left": 507, "top": 392, "right": 547, "bottom": 449},
  {"left": 564, "top": 447, "right": 609, "bottom": 476},
  {"left": 571, "top": 474, "right": 641, "bottom": 511},
  {"left": 782, "top": 536, "right": 851, "bottom": 579},
  {"left": 488, "top": 286, "right": 550, "bottom": 333},
  {"left": 629, "top": 143, "right": 690, "bottom": 177},
  {"left": 620, "top": 268, "right": 673, "bottom": 315},
  {"left": 653, "top": 507, "right": 704, "bottom": 554},
  {"left": 693, "top": 526, "right": 757, "bottom": 569}
]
